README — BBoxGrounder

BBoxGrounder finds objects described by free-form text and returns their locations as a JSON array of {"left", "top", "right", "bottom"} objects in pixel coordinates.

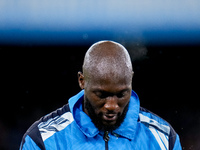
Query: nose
[{"left": 104, "top": 96, "right": 119, "bottom": 112}]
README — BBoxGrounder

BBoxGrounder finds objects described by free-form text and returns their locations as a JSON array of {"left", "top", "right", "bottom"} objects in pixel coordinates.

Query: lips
[{"left": 103, "top": 114, "right": 117, "bottom": 122}]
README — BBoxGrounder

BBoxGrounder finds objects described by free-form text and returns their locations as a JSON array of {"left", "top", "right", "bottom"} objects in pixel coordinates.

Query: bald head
[
  {"left": 82, "top": 41, "right": 133, "bottom": 84},
  {"left": 78, "top": 41, "right": 133, "bottom": 131}
]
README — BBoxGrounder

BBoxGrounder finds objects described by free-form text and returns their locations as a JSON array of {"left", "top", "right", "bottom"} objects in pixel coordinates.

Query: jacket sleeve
[
  {"left": 19, "top": 119, "right": 46, "bottom": 150},
  {"left": 173, "top": 134, "right": 182, "bottom": 150},
  {"left": 20, "top": 135, "right": 41, "bottom": 150}
]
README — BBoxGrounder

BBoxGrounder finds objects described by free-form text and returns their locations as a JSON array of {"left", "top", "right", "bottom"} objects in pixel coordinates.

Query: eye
[
  {"left": 117, "top": 90, "right": 128, "bottom": 98},
  {"left": 95, "top": 91, "right": 108, "bottom": 99},
  {"left": 117, "top": 93, "right": 125, "bottom": 98}
]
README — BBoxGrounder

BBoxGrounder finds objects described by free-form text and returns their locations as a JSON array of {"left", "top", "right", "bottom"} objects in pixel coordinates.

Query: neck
[{"left": 82, "top": 99, "right": 89, "bottom": 116}]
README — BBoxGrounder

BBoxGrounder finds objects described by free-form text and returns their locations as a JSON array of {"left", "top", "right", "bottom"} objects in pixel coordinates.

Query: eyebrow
[{"left": 93, "top": 88, "right": 130, "bottom": 95}]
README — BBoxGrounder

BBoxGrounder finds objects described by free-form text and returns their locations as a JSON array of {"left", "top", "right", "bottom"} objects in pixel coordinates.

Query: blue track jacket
[{"left": 20, "top": 90, "right": 182, "bottom": 150}]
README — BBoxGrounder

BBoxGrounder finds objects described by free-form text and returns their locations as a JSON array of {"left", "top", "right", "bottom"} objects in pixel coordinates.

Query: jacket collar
[
  {"left": 69, "top": 90, "right": 99, "bottom": 137},
  {"left": 113, "top": 90, "right": 140, "bottom": 140},
  {"left": 69, "top": 90, "right": 140, "bottom": 140}
]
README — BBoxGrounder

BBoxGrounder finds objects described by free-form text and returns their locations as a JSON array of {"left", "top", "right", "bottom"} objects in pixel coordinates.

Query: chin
[{"left": 84, "top": 96, "right": 129, "bottom": 131}]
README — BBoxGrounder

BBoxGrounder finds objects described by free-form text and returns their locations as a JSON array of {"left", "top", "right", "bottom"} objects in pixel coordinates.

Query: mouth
[{"left": 103, "top": 114, "right": 118, "bottom": 122}]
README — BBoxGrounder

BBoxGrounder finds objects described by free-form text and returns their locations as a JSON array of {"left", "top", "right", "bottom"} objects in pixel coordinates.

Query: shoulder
[
  {"left": 39, "top": 103, "right": 72, "bottom": 125},
  {"left": 20, "top": 104, "right": 73, "bottom": 150},
  {"left": 138, "top": 107, "right": 179, "bottom": 150},
  {"left": 38, "top": 104, "right": 74, "bottom": 141}
]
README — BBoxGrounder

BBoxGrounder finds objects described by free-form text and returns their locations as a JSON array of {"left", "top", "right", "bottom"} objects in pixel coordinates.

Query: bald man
[{"left": 20, "top": 41, "right": 182, "bottom": 150}]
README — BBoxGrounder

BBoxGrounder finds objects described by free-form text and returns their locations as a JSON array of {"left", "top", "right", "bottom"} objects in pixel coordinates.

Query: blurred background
[{"left": 0, "top": 0, "right": 200, "bottom": 149}]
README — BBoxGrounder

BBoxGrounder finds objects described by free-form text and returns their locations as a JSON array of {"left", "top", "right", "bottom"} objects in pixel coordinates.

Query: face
[{"left": 78, "top": 72, "right": 132, "bottom": 131}]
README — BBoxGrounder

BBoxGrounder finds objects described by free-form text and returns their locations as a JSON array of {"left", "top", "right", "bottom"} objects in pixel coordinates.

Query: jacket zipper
[{"left": 103, "top": 131, "right": 110, "bottom": 150}]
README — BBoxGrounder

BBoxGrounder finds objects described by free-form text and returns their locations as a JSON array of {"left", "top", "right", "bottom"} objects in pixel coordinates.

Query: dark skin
[
  {"left": 78, "top": 72, "right": 132, "bottom": 127},
  {"left": 78, "top": 41, "right": 133, "bottom": 131}
]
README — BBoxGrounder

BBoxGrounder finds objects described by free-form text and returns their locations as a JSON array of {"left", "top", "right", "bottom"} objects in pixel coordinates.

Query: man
[{"left": 20, "top": 41, "right": 182, "bottom": 150}]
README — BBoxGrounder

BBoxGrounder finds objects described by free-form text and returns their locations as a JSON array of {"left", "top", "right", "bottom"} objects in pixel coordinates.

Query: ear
[
  {"left": 78, "top": 71, "right": 85, "bottom": 89},
  {"left": 132, "top": 71, "right": 134, "bottom": 77}
]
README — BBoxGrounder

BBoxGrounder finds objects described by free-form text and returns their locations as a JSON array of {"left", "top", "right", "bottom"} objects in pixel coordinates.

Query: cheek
[
  {"left": 118, "top": 96, "right": 131, "bottom": 109},
  {"left": 86, "top": 94, "right": 105, "bottom": 112}
]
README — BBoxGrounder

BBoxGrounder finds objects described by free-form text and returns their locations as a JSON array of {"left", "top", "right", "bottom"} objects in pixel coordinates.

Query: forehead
[{"left": 86, "top": 73, "right": 132, "bottom": 92}]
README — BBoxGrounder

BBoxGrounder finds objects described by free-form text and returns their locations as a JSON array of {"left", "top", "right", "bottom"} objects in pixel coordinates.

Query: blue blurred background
[
  {"left": 1, "top": 0, "right": 200, "bottom": 149},
  {"left": 1, "top": 0, "right": 200, "bottom": 46}
]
